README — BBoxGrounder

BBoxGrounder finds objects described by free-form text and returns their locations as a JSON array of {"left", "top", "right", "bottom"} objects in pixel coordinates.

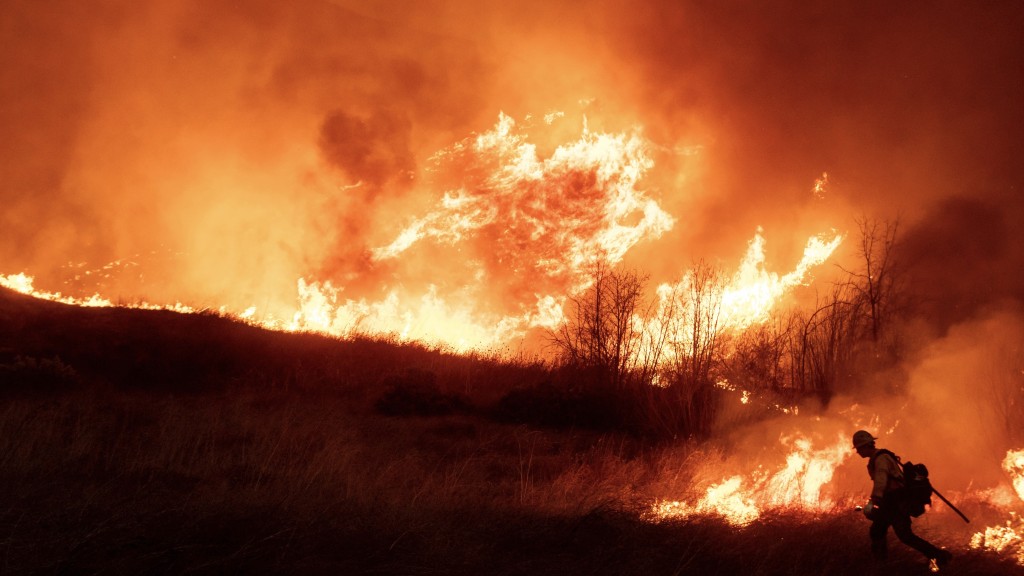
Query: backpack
[
  {"left": 871, "top": 449, "right": 934, "bottom": 517},
  {"left": 901, "top": 460, "right": 933, "bottom": 517}
]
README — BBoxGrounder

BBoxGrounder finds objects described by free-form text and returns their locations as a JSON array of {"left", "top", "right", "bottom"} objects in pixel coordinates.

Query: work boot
[{"left": 935, "top": 550, "right": 952, "bottom": 567}]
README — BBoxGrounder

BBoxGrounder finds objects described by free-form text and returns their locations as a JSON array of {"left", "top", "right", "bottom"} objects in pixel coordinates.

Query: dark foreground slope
[
  {"left": 0, "top": 288, "right": 1020, "bottom": 575},
  {"left": 0, "top": 286, "right": 482, "bottom": 396}
]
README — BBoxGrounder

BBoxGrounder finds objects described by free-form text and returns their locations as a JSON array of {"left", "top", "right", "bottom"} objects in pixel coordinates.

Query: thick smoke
[
  {"left": 318, "top": 109, "right": 415, "bottom": 191},
  {"left": 901, "top": 196, "right": 1024, "bottom": 329},
  {"left": 898, "top": 306, "right": 1024, "bottom": 489}
]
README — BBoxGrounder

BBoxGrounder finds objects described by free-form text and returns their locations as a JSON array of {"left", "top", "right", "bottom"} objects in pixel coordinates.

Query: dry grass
[{"left": 3, "top": 390, "right": 1020, "bottom": 575}]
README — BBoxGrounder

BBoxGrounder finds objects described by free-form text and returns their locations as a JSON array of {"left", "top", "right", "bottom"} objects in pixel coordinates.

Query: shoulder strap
[
  {"left": 869, "top": 449, "right": 901, "bottom": 475},
  {"left": 871, "top": 448, "right": 898, "bottom": 463}
]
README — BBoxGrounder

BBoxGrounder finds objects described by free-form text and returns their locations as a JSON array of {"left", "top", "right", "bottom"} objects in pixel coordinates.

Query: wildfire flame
[
  {"left": 2, "top": 113, "right": 841, "bottom": 357},
  {"left": 642, "top": 229, "right": 842, "bottom": 367},
  {"left": 971, "top": 518, "right": 1024, "bottom": 566},
  {"left": 704, "top": 229, "right": 841, "bottom": 332},
  {"left": 651, "top": 433, "right": 851, "bottom": 526},
  {"left": 0, "top": 272, "right": 195, "bottom": 313},
  {"left": 374, "top": 112, "right": 673, "bottom": 273},
  {"left": 971, "top": 449, "right": 1024, "bottom": 565},
  {"left": 289, "top": 112, "right": 679, "bottom": 350},
  {"left": 1006, "top": 449, "right": 1024, "bottom": 503}
]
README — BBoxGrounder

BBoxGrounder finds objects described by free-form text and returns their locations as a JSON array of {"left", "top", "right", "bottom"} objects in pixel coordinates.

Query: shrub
[
  {"left": 0, "top": 355, "right": 80, "bottom": 394},
  {"left": 491, "top": 378, "right": 632, "bottom": 433},
  {"left": 374, "top": 368, "right": 469, "bottom": 416}
]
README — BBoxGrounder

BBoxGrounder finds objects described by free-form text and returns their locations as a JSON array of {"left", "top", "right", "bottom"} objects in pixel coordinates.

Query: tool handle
[{"left": 931, "top": 487, "right": 970, "bottom": 523}]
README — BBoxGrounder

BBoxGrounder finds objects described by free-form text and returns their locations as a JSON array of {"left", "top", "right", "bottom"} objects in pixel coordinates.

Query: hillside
[
  {"left": 0, "top": 287, "right": 1020, "bottom": 575},
  {"left": 0, "top": 286, "right": 473, "bottom": 394}
]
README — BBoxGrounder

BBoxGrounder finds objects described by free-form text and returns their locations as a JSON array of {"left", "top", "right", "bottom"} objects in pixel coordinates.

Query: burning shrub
[{"left": 374, "top": 368, "right": 469, "bottom": 417}]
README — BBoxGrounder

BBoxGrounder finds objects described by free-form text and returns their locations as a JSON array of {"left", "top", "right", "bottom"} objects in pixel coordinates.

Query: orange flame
[
  {"left": 374, "top": 112, "right": 674, "bottom": 276},
  {"left": 654, "top": 476, "right": 760, "bottom": 526},
  {"left": 1, "top": 272, "right": 201, "bottom": 315},
  {"left": 651, "top": 433, "right": 851, "bottom": 525},
  {"left": 971, "top": 517, "right": 1024, "bottom": 566},
  {"left": 644, "top": 229, "right": 842, "bottom": 367},
  {"left": 1006, "top": 449, "right": 1024, "bottom": 503},
  {"left": 971, "top": 449, "right": 1024, "bottom": 565},
  {"left": 720, "top": 229, "right": 842, "bottom": 331},
  {"left": 289, "top": 279, "right": 528, "bottom": 351},
  {"left": 1, "top": 273, "right": 114, "bottom": 308},
  {"left": 1, "top": 114, "right": 842, "bottom": 358}
]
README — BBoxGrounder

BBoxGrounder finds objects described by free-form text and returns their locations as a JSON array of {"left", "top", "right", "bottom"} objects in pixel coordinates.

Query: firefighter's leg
[
  {"left": 868, "top": 518, "right": 889, "bottom": 560},
  {"left": 890, "top": 514, "right": 942, "bottom": 559}
]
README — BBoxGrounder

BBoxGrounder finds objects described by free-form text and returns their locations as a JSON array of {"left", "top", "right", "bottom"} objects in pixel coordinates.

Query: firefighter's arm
[
  {"left": 870, "top": 454, "right": 897, "bottom": 504},
  {"left": 862, "top": 456, "right": 894, "bottom": 519}
]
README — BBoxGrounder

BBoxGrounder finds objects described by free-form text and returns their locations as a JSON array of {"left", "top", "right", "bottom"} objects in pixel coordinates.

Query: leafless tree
[
  {"left": 548, "top": 262, "right": 649, "bottom": 389},
  {"left": 979, "top": 343, "right": 1024, "bottom": 450},
  {"left": 790, "top": 285, "right": 861, "bottom": 402},
  {"left": 840, "top": 216, "right": 905, "bottom": 346},
  {"left": 652, "top": 260, "right": 725, "bottom": 435},
  {"left": 665, "top": 260, "right": 723, "bottom": 386},
  {"left": 722, "top": 312, "right": 795, "bottom": 393}
]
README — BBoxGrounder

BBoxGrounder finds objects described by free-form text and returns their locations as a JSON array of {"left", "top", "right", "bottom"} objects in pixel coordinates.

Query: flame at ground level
[
  {"left": 1, "top": 226, "right": 842, "bottom": 356},
  {"left": 650, "top": 433, "right": 852, "bottom": 526},
  {"left": 970, "top": 449, "right": 1024, "bottom": 566},
  {"left": 971, "top": 517, "right": 1024, "bottom": 566},
  {"left": 1005, "top": 449, "right": 1024, "bottom": 503},
  {"left": 0, "top": 273, "right": 196, "bottom": 313}
]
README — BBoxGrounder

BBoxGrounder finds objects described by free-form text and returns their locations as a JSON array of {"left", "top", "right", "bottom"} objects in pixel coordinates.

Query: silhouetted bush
[
  {"left": 491, "top": 378, "right": 632, "bottom": 432},
  {"left": 0, "top": 355, "right": 79, "bottom": 395},
  {"left": 374, "top": 368, "right": 469, "bottom": 416},
  {"left": 633, "top": 379, "right": 722, "bottom": 440}
]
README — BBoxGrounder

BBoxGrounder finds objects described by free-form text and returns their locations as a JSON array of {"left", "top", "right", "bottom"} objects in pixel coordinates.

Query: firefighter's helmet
[{"left": 852, "top": 430, "right": 877, "bottom": 449}]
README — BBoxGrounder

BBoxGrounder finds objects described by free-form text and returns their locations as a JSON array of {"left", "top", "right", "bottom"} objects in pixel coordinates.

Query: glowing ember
[
  {"left": 651, "top": 433, "right": 851, "bottom": 525},
  {"left": 813, "top": 172, "right": 828, "bottom": 199}
]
